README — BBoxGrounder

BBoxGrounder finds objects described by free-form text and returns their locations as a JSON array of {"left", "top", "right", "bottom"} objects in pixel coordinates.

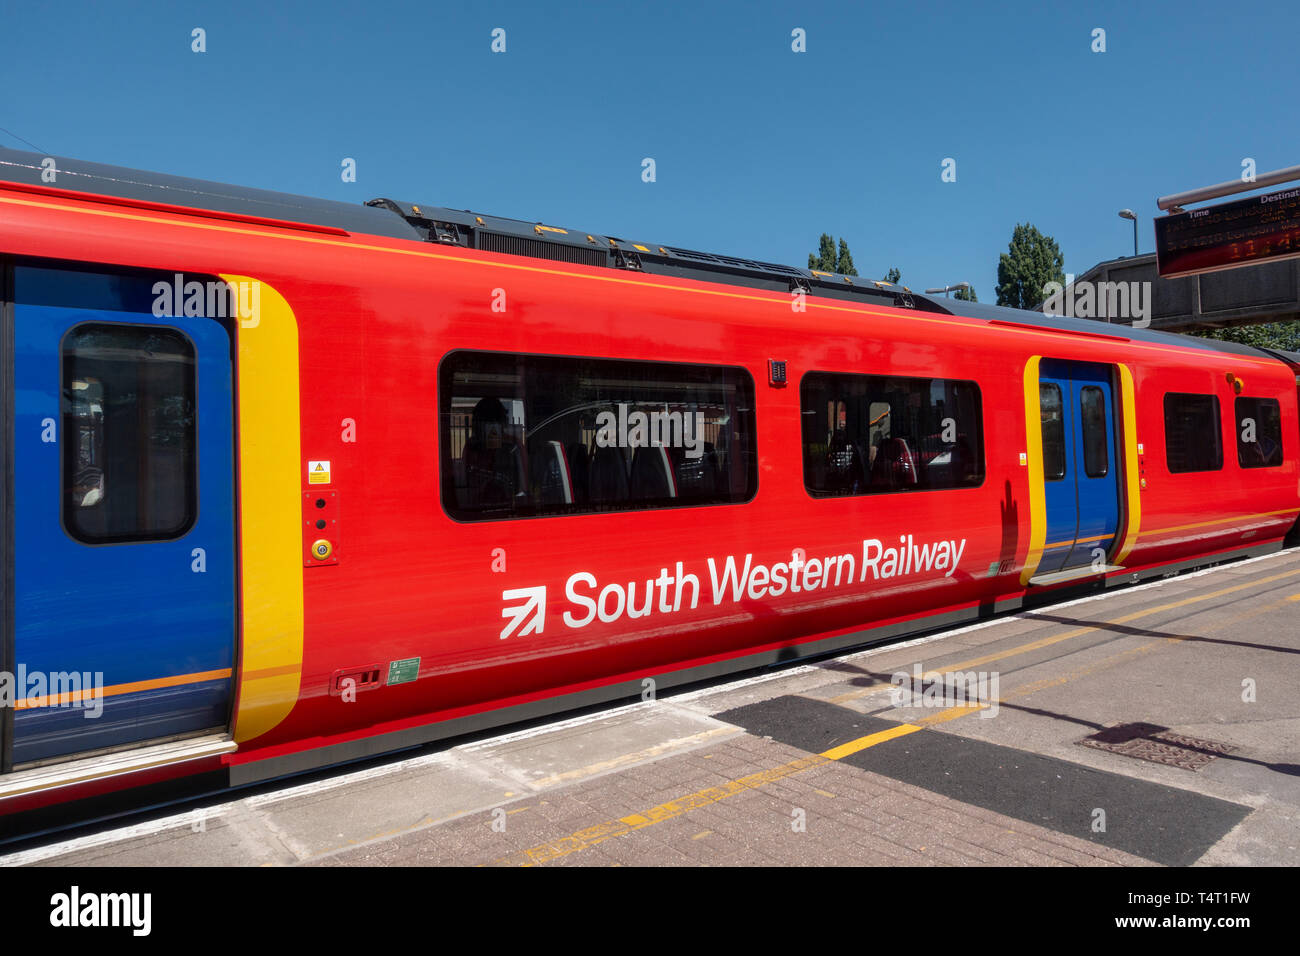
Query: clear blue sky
[{"left": 3, "top": 1, "right": 1298, "bottom": 299}]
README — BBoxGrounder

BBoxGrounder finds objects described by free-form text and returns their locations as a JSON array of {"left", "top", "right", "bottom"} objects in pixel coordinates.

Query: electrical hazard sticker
[{"left": 308, "top": 460, "right": 331, "bottom": 484}]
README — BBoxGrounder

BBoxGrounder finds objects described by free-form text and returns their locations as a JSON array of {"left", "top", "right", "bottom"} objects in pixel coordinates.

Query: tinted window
[
  {"left": 1079, "top": 386, "right": 1109, "bottom": 478},
  {"left": 801, "top": 373, "right": 984, "bottom": 496},
  {"left": 62, "top": 324, "right": 197, "bottom": 543},
  {"left": 1040, "top": 383, "right": 1066, "bottom": 481},
  {"left": 1234, "top": 397, "right": 1284, "bottom": 468},
  {"left": 1164, "top": 393, "right": 1223, "bottom": 473},
  {"left": 439, "top": 351, "right": 757, "bottom": 520}
]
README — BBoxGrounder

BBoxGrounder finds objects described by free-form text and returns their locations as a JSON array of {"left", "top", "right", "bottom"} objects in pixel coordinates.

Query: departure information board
[{"left": 1155, "top": 185, "right": 1300, "bottom": 278}]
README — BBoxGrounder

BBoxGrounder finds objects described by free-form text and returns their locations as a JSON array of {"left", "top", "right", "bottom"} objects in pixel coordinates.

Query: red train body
[{"left": 0, "top": 150, "right": 1296, "bottom": 827}]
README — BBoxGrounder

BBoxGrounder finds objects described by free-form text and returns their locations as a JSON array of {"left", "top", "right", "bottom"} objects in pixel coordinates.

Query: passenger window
[
  {"left": 1163, "top": 393, "right": 1223, "bottom": 473},
  {"left": 801, "top": 372, "right": 984, "bottom": 496},
  {"left": 1079, "top": 386, "right": 1109, "bottom": 478},
  {"left": 1234, "top": 397, "right": 1283, "bottom": 468},
  {"left": 1040, "top": 384, "right": 1066, "bottom": 480},
  {"left": 62, "top": 324, "right": 197, "bottom": 543},
  {"left": 439, "top": 351, "right": 757, "bottom": 520}
]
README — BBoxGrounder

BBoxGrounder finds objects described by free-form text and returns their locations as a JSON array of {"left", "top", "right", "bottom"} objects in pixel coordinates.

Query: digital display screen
[{"left": 1154, "top": 185, "right": 1300, "bottom": 278}]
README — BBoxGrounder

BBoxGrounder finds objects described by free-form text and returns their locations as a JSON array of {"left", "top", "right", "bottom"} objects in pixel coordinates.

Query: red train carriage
[{"left": 0, "top": 148, "right": 1296, "bottom": 828}]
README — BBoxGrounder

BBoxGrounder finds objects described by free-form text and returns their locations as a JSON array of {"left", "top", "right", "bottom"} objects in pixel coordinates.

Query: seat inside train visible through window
[
  {"left": 801, "top": 372, "right": 985, "bottom": 497},
  {"left": 439, "top": 352, "right": 758, "bottom": 520}
]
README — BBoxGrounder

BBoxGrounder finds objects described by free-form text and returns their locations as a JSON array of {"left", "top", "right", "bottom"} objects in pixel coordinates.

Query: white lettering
[{"left": 564, "top": 572, "right": 598, "bottom": 628}]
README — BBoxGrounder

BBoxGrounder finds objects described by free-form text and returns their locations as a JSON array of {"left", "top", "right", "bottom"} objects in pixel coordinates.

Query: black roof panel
[{"left": 0, "top": 147, "right": 420, "bottom": 240}]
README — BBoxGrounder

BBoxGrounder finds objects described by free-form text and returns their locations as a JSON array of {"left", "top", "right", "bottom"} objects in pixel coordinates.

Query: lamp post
[{"left": 1118, "top": 209, "right": 1138, "bottom": 257}]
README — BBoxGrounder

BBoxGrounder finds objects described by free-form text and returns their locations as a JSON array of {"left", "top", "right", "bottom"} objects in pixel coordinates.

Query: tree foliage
[
  {"left": 807, "top": 233, "right": 859, "bottom": 276},
  {"left": 953, "top": 284, "right": 977, "bottom": 302},
  {"left": 884, "top": 267, "right": 901, "bottom": 284},
  {"left": 996, "top": 223, "right": 1065, "bottom": 310},
  {"left": 1186, "top": 322, "right": 1300, "bottom": 352},
  {"left": 836, "top": 239, "right": 857, "bottom": 277},
  {"left": 809, "top": 234, "right": 837, "bottom": 272}
]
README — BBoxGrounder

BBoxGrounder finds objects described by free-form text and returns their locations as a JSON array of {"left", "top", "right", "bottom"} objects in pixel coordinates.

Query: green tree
[
  {"left": 884, "top": 267, "right": 901, "bottom": 284},
  {"left": 995, "top": 223, "right": 1065, "bottom": 310},
  {"left": 808, "top": 234, "right": 838, "bottom": 272},
  {"left": 836, "top": 239, "right": 858, "bottom": 276},
  {"left": 807, "top": 233, "right": 859, "bottom": 276},
  {"left": 953, "top": 284, "right": 977, "bottom": 302},
  {"left": 1186, "top": 322, "right": 1300, "bottom": 351}
]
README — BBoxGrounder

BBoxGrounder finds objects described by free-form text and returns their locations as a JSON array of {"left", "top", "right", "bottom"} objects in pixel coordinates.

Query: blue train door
[
  {"left": 6, "top": 262, "right": 237, "bottom": 767},
  {"left": 1037, "top": 360, "right": 1121, "bottom": 578}
]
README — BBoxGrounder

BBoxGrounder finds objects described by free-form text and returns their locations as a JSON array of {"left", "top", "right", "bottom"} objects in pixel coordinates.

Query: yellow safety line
[
  {"left": 490, "top": 716, "right": 937, "bottom": 866},
  {"left": 912, "top": 566, "right": 1300, "bottom": 681},
  {"left": 489, "top": 754, "right": 832, "bottom": 866},
  {"left": 489, "top": 699, "right": 999, "bottom": 866},
  {"left": 914, "top": 588, "right": 1300, "bottom": 735},
  {"left": 819, "top": 723, "right": 923, "bottom": 760},
  {"left": 1005, "top": 590, "right": 1300, "bottom": 701}
]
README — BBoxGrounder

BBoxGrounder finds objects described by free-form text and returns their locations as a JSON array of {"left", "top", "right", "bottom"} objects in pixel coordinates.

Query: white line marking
[
  {"left": 666, "top": 665, "right": 822, "bottom": 703},
  {"left": 457, "top": 700, "right": 659, "bottom": 749}
]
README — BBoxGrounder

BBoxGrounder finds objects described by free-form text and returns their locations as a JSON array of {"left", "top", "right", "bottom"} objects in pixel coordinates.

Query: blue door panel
[
  {"left": 12, "top": 681, "right": 230, "bottom": 763},
  {"left": 1039, "top": 361, "right": 1078, "bottom": 575},
  {"left": 1066, "top": 364, "right": 1121, "bottom": 569},
  {"left": 11, "top": 287, "right": 236, "bottom": 765},
  {"left": 1039, "top": 360, "right": 1121, "bottom": 575}
]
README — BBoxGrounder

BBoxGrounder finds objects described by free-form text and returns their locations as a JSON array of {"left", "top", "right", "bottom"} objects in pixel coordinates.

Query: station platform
[{"left": 5, "top": 548, "right": 1299, "bottom": 868}]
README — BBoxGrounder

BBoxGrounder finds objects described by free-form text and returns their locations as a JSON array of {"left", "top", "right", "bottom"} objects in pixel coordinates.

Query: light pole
[
  {"left": 923, "top": 282, "right": 970, "bottom": 298},
  {"left": 1118, "top": 209, "right": 1138, "bottom": 257}
]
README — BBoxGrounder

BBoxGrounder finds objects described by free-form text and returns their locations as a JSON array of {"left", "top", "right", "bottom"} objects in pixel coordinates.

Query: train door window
[
  {"left": 62, "top": 324, "right": 197, "bottom": 543},
  {"left": 1234, "top": 397, "right": 1283, "bottom": 468},
  {"left": 1040, "top": 383, "right": 1066, "bottom": 480},
  {"left": 1163, "top": 393, "right": 1222, "bottom": 473},
  {"left": 1079, "top": 386, "right": 1109, "bottom": 478},
  {"left": 439, "top": 351, "right": 757, "bottom": 520},
  {"left": 801, "top": 372, "right": 984, "bottom": 496}
]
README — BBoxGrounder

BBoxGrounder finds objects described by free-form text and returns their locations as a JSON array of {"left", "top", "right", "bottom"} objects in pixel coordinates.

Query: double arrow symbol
[{"left": 500, "top": 586, "right": 547, "bottom": 640}]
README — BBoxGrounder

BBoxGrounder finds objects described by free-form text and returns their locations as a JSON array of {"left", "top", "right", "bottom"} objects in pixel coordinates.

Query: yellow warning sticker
[{"left": 308, "top": 460, "right": 331, "bottom": 484}]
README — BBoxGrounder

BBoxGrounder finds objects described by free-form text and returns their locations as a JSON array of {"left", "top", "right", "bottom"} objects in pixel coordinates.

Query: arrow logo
[{"left": 500, "top": 586, "right": 547, "bottom": 640}]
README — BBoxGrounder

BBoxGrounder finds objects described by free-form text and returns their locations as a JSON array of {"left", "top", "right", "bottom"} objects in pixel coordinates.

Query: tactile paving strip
[{"left": 1077, "top": 723, "right": 1236, "bottom": 771}]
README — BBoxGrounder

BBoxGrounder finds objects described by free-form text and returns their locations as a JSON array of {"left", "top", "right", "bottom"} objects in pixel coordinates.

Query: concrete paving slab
[{"left": 460, "top": 701, "right": 741, "bottom": 792}]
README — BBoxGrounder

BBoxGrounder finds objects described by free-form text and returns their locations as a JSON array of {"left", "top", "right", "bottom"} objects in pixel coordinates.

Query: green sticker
[{"left": 387, "top": 657, "right": 421, "bottom": 685}]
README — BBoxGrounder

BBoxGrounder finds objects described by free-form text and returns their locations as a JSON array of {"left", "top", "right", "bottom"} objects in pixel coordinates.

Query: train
[{"left": 0, "top": 146, "right": 1296, "bottom": 831}]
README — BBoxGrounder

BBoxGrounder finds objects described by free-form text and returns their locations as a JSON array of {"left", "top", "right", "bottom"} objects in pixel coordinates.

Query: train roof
[
  {"left": 0, "top": 147, "right": 421, "bottom": 240},
  {"left": 0, "top": 147, "right": 1284, "bottom": 366}
]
